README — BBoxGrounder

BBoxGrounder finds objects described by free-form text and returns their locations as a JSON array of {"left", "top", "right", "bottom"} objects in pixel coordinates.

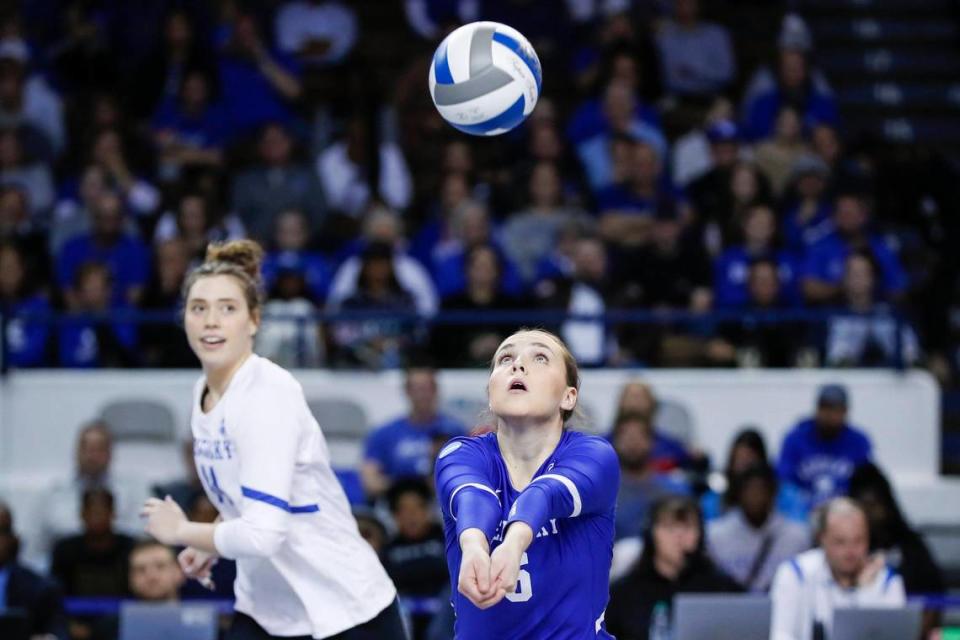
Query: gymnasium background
[{"left": 0, "top": 0, "right": 959, "bottom": 638}]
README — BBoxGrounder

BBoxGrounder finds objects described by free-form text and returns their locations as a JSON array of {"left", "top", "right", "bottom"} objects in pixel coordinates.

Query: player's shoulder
[
  {"left": 560, "top": 430, "right": 618, "bottom": 459},
  {"left": 436, "top": 432, "right": 498, "bottom": 464},
  {"left": 245, "top": 355, "right": 303, "bottom": 394}
]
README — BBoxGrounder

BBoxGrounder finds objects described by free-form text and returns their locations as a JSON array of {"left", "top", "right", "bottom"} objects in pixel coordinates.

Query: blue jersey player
[{"left": 435, "top": 329, "right": 620, "bottom": 639}]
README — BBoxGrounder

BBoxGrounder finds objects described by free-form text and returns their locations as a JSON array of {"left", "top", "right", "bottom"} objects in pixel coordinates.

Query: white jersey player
[{"left": 142, "top": 240, "right": 405, "bottom": 640}]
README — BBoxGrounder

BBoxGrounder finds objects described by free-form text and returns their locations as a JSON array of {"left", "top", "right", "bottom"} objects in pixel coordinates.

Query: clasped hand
[{"left": 457, "top": 523, "right": 533, "bottom": 610}]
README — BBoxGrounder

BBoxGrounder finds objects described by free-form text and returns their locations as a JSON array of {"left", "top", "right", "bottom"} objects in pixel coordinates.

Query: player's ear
[{"left": 560, "top": 386, "right": 577, "bottom": 412}]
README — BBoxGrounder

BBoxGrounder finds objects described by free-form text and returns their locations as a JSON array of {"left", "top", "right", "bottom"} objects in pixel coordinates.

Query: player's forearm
[
  {"left": 175, "top": 521, "right": 219, "bottom": 554},
  {"left": 500, "top": 521, "right": 533, "bottom": 554}
]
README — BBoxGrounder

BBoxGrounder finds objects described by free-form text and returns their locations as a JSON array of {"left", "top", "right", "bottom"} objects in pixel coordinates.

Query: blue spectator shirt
[
  {"left": 56, "top": 234, "right": 151, "bottom": 304},
  {"left": 803, "top": 232, "right": 907, "bottom": 296},
  {"left": 364, "top": 413, "right": 466, "bottom": 480},
  {"left": 777, "top": 418, "right": 873, "bottom": 509},
  {"left": 3, "top": 295, "right": 51, "bottom": 367},
  {"left": 262, "top": 250, "right": 334, "bottom": 303},
  {"left": 714, "top": 247, "right": 802, "bottom": 308}
]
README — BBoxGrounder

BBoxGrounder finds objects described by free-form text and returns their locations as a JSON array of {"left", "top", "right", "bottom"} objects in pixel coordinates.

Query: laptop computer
[
  {"left": 119, "top": 602, "right": 218, "bottom": 640},
  {"left": 832, "top": 605, "right": 922, "bottom": 640},
  {"left": 674, "top": 594, "right": 771, "bottom": 640}
]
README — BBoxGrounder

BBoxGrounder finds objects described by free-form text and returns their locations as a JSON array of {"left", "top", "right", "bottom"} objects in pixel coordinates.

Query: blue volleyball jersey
[{"left": 435, "top": 430, "right": 620, "bottom": 640}]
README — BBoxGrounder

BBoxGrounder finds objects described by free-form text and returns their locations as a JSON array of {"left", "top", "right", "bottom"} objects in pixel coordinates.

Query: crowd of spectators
[
  {"left": 0, "top": 0, "right": 955, "bottom": 381},
  {"left": 1, "top": 375, "right": 947, "bottom": 639}
]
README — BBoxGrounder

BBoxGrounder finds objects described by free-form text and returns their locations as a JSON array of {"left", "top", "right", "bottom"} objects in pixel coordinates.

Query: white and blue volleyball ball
[{"left": 429, "top": 22, "right": 542, "bottom": 136}]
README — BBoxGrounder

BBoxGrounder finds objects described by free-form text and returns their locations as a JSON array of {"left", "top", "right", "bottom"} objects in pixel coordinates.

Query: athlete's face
[
  {"left": 184, "top": 275, "right": 258, "bottom": 373},
  {"left": 488, "top": 331, "right": 577, "bottom": 426}
]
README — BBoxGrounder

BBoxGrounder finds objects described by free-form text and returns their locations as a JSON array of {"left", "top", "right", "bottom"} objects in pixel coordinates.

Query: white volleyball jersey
[{"left": 191, "top": 354, "right": 396, "bottom": 638}]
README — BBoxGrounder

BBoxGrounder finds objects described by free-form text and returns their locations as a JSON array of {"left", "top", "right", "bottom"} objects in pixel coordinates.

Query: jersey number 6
[{"left": 505, "top": 552, "right": 532, "bottom": 603}]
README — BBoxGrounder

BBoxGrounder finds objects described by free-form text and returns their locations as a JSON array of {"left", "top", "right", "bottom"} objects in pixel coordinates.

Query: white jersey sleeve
[{"left": 214, "top": 378, "right": 303, "bottom": 559}]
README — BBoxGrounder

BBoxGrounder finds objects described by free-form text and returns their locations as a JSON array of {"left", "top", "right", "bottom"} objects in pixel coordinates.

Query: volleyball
[{"left": 429, "top": 21, "right": 542, "bottom": 136}]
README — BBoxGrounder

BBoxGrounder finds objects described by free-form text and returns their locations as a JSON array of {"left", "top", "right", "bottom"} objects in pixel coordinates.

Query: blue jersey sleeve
[
  {"left": 506, "top": 435, "right": 620, "bottom": 535},
  {"left": 435, "top": 437, "right": 502, "bottom": 542}
]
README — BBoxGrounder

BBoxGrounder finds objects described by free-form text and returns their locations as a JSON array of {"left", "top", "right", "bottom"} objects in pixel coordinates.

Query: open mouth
[
  {"left": 508, "top": 379, "right": 527, "bottom": 392},
  {"left": 200, "top": 336, "right": 226, "bottom": 348}
]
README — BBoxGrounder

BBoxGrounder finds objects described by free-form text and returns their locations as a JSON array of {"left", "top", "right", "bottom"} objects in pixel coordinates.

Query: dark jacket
[{"left": 4, "top": 562, "right": 69, "bottom": 639}]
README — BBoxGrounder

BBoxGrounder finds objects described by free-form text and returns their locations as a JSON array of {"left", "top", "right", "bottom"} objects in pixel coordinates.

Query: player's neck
[
  {"left": 204, "top": 352, "right": 253, "bottom": 405},
  {"left": 496, "top": 419, "right": 563, "bottom": 491}
]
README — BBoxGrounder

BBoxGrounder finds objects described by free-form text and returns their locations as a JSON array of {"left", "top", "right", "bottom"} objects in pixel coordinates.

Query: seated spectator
[
  {"left": 612, "top": 412, "right": 691, "bottom": 541},
  {"left": 711, "top": 258, "right": 807, "bottom": 368},
  {"left": 671, "top": 97, "right": 733, "bottom": 188},
  {"left": 685, "top": 119, "right": 742, "bottom": 233},
  {"left": 57, "top": 261, "right": 138, "bottom": 368},
  {"left": 777, "top": 384, "right": 873, "bottom": 514},
  {"left": 317, "top": 114, "right": 413, "bottom": 217},
  {"left": 606, "top": 496, "right": 741, "bottom": 639},
  {"left": 848, "top": 463, "right": 944, "bottom": 637},
  {"left": 769, "top": 498, "right": 906, "bottom": 640},
  {"left": 567, "top": 43, "right": 662, "bottom": 147},
  {"left": 151, "top": 440, "right": 205, "bottom": 513},
  {"left": 353, "top": 506, "right": 389, "bottom": 558},
  {"left": 0, "top": 127, "right": 54, "bottom": 216},
  {"left": 803, "top": 190, "right": 907, "bottom": 304},
  {"left": 258, "top": 261, "right": 324, "bottom": 368},
  {"left": 824, "top": 251, "right": 920, "bottom": 367},
  {"left": 125, "top": 9, "right": 215, "bottom": 118},
  {"left": 620, "top": 203, "right": 712, "bottom": 311},
  {"left": 781, "top": 153, "right": 834, "bottom": 253},
  {"left": 51, "top": 165, "right": 112, "bottom": 255},
  {"left": 328, "top": 241, "right": 421, "bottom": 368},
  {"left": 274, "top": 0, "right": 358, "bottom": 67},
  {"left": 576, "top": 80, "right": 667, "bottom": 191},
  {"left": 702, "top": 427, "right": 770, "bottom": 518},
  {"left": 40, "top": 422, "right": 146, "bottom": 555},
  {"left": 537, "top": 235, "right": 614, "bottom": 365},
  {"left": 502, "top": 162, "right": 586, "bottom": 285},
  {"left": 85, "top": 128, "right": 162, "bottom": 219},
  {"left": 708, "top": 463, "right": 810, "bottom": 592},
  {"left": 429, "top": 201, "right": 522, "bottom": 298},
  {"left": 403, "top": 0, "right": 476, "bottom": 40},
  {"left": 217, "top": 12, "right": 303, "bottom": 136},
  {"left": 613, "top": 380, "right": 696, "bottom": 472},
  {"left": 361, "top": 367, "right": 465, "bottom": 499},
  {"left": 432, "top": 244, "right": 520, "bottom": 368},
  {"left": 741, "top": 18, "right": 839, "bottom": 141},
  {"left": 754, "top": 106, "right": 810, "bottom": 197},
  {"left": 595, "top": 140, "right": 667, "bottom": 248},
  {"left": 0, "top": 38, "right": 64, "bottom": 156},
  {"left": 0, "top": 241, "right": 51, "bottom": 367},
  {"left": 152, "top": 68, "right": 228, "bottom": 182},
  {"left": 153, "top": 190, "right": 246, "bottom": 264},
  {"left": 0, "top": 501, "right": 68, "bottom": 639},
  {"left": 409, "top": 171, "right": 477, "bottom": 270},
  {"left": 327, "top": 207, "right": 438, "bottom": 316},
  {"left": 714, "top": 204, "right": 801, "bottom": 309},
  {"left": 654, "top": 0, "right": 735, "bottom": 98},
  {"left": 0, "top": 184, "right": 48, "bottom": 279},
  {"left": 230, "top": 123, "right": 326, "bottom": 243},
  {"left": 262, "top": 209, "right": 333, "bottom": 305},
  {"left": 382, "top": 479, "right": 448, "bottom": 640},
  {"left": 50, "top": 488, "right": 136, "bottom": 598},
  {"left": 90, "top": 541, "right": 186, "bottom": 640},
  {"left": 139, "top": 238, "right": 197, "bottom": 367},
  {"left": 56, "top": 191, "right": 150, "bottom": 307}
]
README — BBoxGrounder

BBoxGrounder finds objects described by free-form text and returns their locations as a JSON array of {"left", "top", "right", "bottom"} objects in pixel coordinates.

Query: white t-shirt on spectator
[
  {"left": 769, "top": 548, "right": 906, "bottom": 640},
  {"left": 275, "top": 1, "right": 358, "bottom": 65}
]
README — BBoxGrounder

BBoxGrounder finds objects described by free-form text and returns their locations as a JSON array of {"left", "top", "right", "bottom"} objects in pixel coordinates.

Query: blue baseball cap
[
  {"left": 817, "top": 384, "right": 848, "bottom": 408},
  {"left": 706, "top": 120, "right": 740, "bottom": 144}
]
